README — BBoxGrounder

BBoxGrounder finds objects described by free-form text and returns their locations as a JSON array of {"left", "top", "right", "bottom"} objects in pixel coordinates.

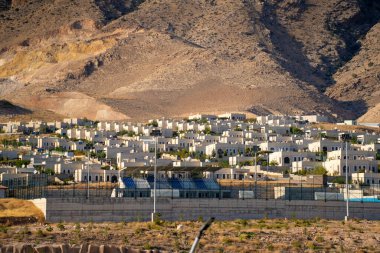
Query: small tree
[
  {"left": 269, "top": 160, "right": 279, "bottom": 166},
  {"left": 310, "top": 166, "right": 327, "bottom": 175},
  {"left": 218, "top": 161, "right": 229, "bottom": 168},
  {"left": 290, "top": 126, "right": 304, "bottom": 135},
  {"left": 211, "top": 149, "right": 216, "bottom": 158},
  {"left": 203, "top": 127, "right": 212, "bottom": 135}
]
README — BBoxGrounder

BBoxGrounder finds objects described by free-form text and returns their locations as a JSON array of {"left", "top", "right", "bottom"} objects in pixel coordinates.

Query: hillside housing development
[{"left": 0, "top": 113, "right": 379, "bottom": 198}]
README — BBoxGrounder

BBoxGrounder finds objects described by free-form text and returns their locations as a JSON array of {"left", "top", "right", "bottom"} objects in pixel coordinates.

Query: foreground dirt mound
[{"left": 0, "top": 198, "right": 44, "bottom": 222}]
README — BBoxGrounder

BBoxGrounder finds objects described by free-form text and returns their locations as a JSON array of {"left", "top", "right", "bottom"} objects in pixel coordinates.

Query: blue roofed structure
[{"left": 118, "top": 177, "right": 224, "bottom": 198}]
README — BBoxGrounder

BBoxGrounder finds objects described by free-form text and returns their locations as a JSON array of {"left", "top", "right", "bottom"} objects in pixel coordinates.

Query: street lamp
[
  {"left": 87, "top": 152, "right": 90, "bottom": 199},
  {"left": 341, "top": 134, "right": 350, "bottom": 221},
  {"left": 142, "top": 137, "right": 158, "bottom": 222}
]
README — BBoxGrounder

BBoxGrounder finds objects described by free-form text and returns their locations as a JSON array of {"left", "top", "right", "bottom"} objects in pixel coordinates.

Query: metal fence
[{"left": 4, "top": 179, "right": 380, "bottom": 203}]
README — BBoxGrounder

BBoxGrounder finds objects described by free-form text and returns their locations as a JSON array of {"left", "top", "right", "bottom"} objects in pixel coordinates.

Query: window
[{"left": 95, "top": 176, "right": 98, "bottom": 181}]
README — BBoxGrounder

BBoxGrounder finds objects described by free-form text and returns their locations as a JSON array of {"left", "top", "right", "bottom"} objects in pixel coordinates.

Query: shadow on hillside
[
  {"left": 259, "top": 2, "right": 327, "bottom": 90},
  {"left": 0, "top": 100, "right": 32, "bottom": 115},
  {"left": 95, "top": 0, "right": 145, "bottom": 23},
  {"left": 259, "top": 0, "right": 380, "bottom": 91},
  {"left": 326, "top": 0, "right": 380, "bottom": 68},
  {"left": 334, "top": 99, "right": 368, "bottom": 121}
]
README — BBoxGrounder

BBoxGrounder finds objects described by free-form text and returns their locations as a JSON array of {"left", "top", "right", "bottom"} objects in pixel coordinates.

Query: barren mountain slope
[
  {"left": 0, "top": 0, "right": 378, "bottom": 121},
  {"left": 327, "top": 22, "right": 380, "bottom": 122}
]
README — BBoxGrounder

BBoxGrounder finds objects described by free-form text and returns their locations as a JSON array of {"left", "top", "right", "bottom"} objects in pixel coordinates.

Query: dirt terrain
[
  {"left": 0, "top": 0, "right": 379, "bottom": 121},
  {"left": 0, "top": 199, "right": 379, "bottom": 252},
  {"left": 0, "top": 219, "right": 379, "bottom": 252}
]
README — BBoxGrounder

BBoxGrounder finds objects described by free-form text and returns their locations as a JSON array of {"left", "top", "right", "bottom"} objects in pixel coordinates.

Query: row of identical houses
[{"left": 1, "top": 114, "right": 380, "bottom": 188}]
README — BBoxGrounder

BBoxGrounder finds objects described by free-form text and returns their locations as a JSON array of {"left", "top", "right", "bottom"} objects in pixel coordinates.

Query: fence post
[
  {"left": 219, "top": 180, "right": 221, "bottom": 199},
  {"left": 242, "top": 180, "right": 245, "bottom": 200}
]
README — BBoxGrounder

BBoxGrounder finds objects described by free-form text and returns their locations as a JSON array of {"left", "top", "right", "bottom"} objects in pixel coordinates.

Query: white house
[
  {"left": 74, "top": 168, "right": 119, "bottom": 183},
  {"left": 323, "top": 149, "right": 378, "bottom": 176},
  {"left": 269, "top": 151, "right": 316, "bottom": 166},
  {"left": 352, "top": 172, "right": 380, "bottom": 185}
]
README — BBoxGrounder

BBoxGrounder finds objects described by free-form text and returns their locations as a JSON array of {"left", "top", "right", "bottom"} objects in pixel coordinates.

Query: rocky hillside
[{"left": 0, "top": 0, "right": 379, "bottom": 121}]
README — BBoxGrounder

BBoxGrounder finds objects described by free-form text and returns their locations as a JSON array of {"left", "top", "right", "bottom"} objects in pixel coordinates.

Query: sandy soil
[{"left": 0, "top": 219, "right": 379, "bottom": 252}]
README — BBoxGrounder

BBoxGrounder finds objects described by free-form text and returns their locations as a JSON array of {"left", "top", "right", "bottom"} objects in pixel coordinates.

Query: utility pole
[
  {"left": 153, "top": 136, "right": 157, "bottom": 222},
  {"left": 345, "top": 140, "right": 349, "bottom": 221},
  {"left": 254, "top": 151, "right": 258, "bottom": 199},
  {"left": 87, "top": 152, "right": 90, "bottom": 199},
  {"left": 341, "top": 133, "right": 350, "bottom": 221}
]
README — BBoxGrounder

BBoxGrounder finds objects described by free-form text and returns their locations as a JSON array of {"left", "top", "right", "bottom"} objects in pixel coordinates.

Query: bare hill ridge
[{"left": 0, "top": 0, "right": 379, "bottom": 121}]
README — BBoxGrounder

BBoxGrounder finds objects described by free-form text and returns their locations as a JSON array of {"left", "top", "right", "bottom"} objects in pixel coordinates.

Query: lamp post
[
  {"left": 341, "top": 133, "right": 350, "bottom": 221},
  {"left": 142, "top": 137, "right": 158, "bottom": 222},
  {"left": 254, "top": 152, "right": 257, "bottom": 183},
  {"left": 87, "top": 153, "right": 90, "bottom": 199}
]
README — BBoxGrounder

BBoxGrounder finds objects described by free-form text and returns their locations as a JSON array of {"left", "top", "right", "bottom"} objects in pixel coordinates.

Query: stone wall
[{"left": 30, "top": 198, "right": 380, "bottom": 222}]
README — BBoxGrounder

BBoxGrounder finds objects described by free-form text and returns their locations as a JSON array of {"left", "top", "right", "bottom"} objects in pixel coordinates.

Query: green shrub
[
  {"left": 57, "top": 223, "right": 65, "bottom": 231},
  {"left": 36, "top": 229, "right": 45, "bottom": 237},
  {"left": 45, "top": 225, "right": 53, "bottom": 232}
]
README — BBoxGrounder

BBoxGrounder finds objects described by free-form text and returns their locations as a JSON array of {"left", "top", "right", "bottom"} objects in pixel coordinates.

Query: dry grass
[
  {"left": 0, "top": 198, "right": 44, "bottom": 221},
  {"left": 0, "top": 218, "right": 379, "bottom": 252}
]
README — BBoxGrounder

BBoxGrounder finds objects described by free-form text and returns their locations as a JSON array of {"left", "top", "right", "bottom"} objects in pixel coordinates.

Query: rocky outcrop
[{"left": 0, "top": 244, "right": 167, "bottom": 253}]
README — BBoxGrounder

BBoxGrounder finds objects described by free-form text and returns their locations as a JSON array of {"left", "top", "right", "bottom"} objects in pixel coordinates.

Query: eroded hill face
[{"left": 0, "top": 0, "right": 378, "bottom": 121}]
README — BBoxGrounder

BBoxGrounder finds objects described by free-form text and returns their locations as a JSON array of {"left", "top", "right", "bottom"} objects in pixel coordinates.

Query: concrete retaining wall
[{"left": 30, "top": 198, "right": 380, "bottom": 222}]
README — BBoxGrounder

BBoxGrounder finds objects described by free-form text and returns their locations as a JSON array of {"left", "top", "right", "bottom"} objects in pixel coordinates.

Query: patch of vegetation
[
  {"left": 294, "top": 166, "right": 327, "bottom": 175},
  {"left": 290, "top": 126, "right": 304, "bottom": 135}
]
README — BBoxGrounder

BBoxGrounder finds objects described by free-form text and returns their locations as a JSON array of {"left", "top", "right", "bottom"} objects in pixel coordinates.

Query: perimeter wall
[{"left": 30, "top": 198, "right": 380, "bottom": 222}]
